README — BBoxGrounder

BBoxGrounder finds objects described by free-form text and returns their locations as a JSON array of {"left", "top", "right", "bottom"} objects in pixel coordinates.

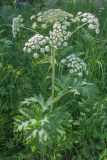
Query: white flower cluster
[
  {"left": 49, "top": 23, "right": 71, "bottom": 48},
  {"left": 61, "top": 54, "right": 87, "bottom": 76},
  {"left": 77, "top": 12, "right": 100, "bottom": 34},
  {"left": 12, "top": 15, "right": 24, "bottom": 38},
  {"left": 23, "top": 34, "right": 50, "bottom": 58},
  {"left": 36, "top": 9, "right": 74, "bottom": 25}
]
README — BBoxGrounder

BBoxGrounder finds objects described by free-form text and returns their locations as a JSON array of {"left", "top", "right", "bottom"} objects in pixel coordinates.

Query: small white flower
[
  {"left": 37, "top": 16, "right": 42, "bottom": 22},
  {"left": 27, "top": 48, "right": 32, "bottom": 53},
  {"left": 45, "top": 46, "right": 50, "bottom": 52},
  {"left": 39, "top": 41, "right": 44, "bottom": 46},
  {"left": 74, "top": 69, "right": 78, "bottom": 72},
  {"left": 72, "top": 61, "right": 76, "bottom": 64},
  {"left": 23, "top": 47, "right": 26, "bottom": 52},
  {"left": 45, "top": 37, "right": 50, "bottom": 41},
  {"left": 67, "top": 63, "right": 71, "bottom": 67},
  {"left": 62, "top": 25, "right": 67, "bottom": 30},
  {"left": 33, "top": 53, "right": 39, "bottom": 59},
  {"left": 88, "top": 19, "right": 93, "bottom": 23},
  {"left": 96, "top": 28, "right": 100, "bottom": 34},
  {"left": 78, "top": 72, "right": 83, "bottom": 76},
  {"left": 25, "top": 42, "right": 28, "bottom": 46},
  {"left": 18, "top": 15, "right": 21, "bottom": 18},
  {"left": 88, "top": 24, "right": 96, "bottom": 30},
  {"left": 67, "top": 32, "right": 72, "bottom": 37},
  {"left": 53, "top": 23, "right": 58, "bottom": 29},
  {"left": 69, "top": 69, "right": 73, "bottom": 74},
  {"left": 63, "top": 31, "right": 67, "bottom": 35},
  {"left": 27, "top": 43, "right": 31, "bottom": 47},
  {"left": 79, "top": 65, "right": 82, "bottom": 69},
  {"left": 40, "top": 48, "right": 45, "bottom": 53},
  {"left": 77, "top": 12, "right": 82, "bottom": 16},
  {"left": 64, "top": 21, "right": 71, "bottom": 26},
  {"left": 32, "top": 22, "right": 37, "bottom": 29},
  {"left": 52, "top": 36, "right": 56, "bottom": 40},
  {"left": 57, "top": 25, "right": 61, "bottom": 29},
  {"left": 49, "top": 40, "right": 52, "bottom": 45},
  {"left": 71, "top": 19, "right": 77, "bottom": 23},
  {"left": 61, "top": 59, "right": 66, "bottom": 63},
  {"left": 37, "top": 11, "right": 42, "bottom": 16},
  {"left": 57, "top": 42, "right": 61, "bottom": 46},
  {"left": 82, "top": 18, "right": 87, "bottom": 23},
  {"left": 30, "top": 15, "right": 35, "bottom": 20},
  {"left": 31, "top": 45, "right": 36, "bottom": 50},
  {"left": 20, "top": 18, "right": 24, "bottom": 22},
  {"left": 20, "top": 24, "right": 24, "bottom": 27},
  {"left": 82, "top": 13, "right": 88, "bottom": 17},
  {"left": 63, "top": 42, "right": 68, "bottom": 46},
  {"left": 53, "top": 40, "right": 57, "bottom": 44},
  {"left": 59, "top": 38, "right": 63, "bottom": 42},
  {"left": 36, "top": 45, "right": 40, "bottom": 49}
]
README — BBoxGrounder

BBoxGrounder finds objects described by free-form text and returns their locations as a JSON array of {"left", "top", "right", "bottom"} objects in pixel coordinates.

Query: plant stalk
[
  {"left": 71, "top": 22, "right": 88, "bottom": 35},
  {"left": 22, "top": 26, "right": 38, "bottom": 33},
  {"left": 51, "top": 46, "right": 56, "bottom": 111}
]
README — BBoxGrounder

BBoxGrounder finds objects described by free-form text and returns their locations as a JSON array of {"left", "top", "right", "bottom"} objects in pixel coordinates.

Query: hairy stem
[{"left": 51, "top": 46, "right": 56, "bottom": 111}]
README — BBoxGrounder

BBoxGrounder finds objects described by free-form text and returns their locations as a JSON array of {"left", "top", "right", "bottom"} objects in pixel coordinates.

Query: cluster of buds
[
  {"left": 77, "top": 12, "right": 100, "bottom": 34},
  {"left": 23, "top": 34, "right": 50, "bottom": 58},
  {"left": 36, "top": 9, "right": 74, "bottom": 26},
  {"left": 61, "top": 54, "right": 87, "bottom": 76},
  {"left": 12, "top": 15, "right": 24, "bottom": 38},
  {"left": 49, "top": 23, "right": 71, "bottom": 48}
]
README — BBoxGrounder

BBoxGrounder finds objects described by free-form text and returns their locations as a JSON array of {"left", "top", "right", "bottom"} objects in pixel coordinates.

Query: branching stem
[{"left": 71, "top": 22, "right": 88, "bottom": 35}]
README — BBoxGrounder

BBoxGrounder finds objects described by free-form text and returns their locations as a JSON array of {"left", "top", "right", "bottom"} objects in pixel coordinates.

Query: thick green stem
[{"left": 51, "top": 46, "right": 56, "bottom": 111}]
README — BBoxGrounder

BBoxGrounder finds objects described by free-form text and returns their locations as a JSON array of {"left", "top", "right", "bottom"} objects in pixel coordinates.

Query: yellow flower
[
  {"left": 7, "top": 64, "right": 14, "bottom": 72},
  {"left": 15, "top": 70, "right": 21, "bottom": 78}
]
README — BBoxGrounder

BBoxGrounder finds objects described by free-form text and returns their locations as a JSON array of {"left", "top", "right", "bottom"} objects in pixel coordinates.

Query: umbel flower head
[
  {"left": 23, "top": 34, "right": 50, "bottom": 58},
  {"left": 77, "top": 12, "right": 100, "bottom": 34},
  {"left": 34, "top": 9, "right": 74, "bottom": 26},
  {"left": 49, "top": 23, "right": 71, "bottom": 48},
  {"left": 12, "top": 15, "right": 24, "bottom": 38},
  {"left": 61, "top": 54, "right": 87, "bottom": 76}
]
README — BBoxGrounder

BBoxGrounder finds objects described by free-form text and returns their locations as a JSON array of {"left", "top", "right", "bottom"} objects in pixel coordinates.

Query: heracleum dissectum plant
[{"left": 12, "top": 9, "right": 100, "bottom": 159}]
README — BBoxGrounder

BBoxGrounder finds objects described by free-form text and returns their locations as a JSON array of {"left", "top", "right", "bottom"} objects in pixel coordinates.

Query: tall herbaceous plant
[{"left": 12, "top": 9, "right": 100, "bottom": 159}]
